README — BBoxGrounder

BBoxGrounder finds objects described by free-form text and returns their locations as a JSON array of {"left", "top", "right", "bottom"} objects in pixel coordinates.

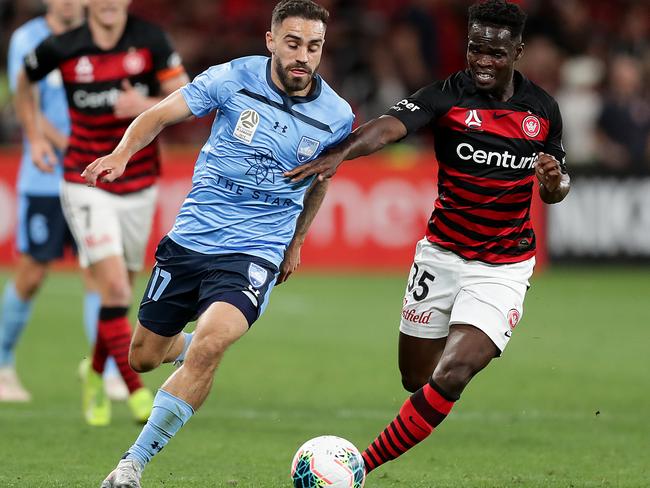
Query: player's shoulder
[
  {"left": 518, "top": 72, "right": 560, "bottom": 112},
  {"left": 316, "top": 77, "right": 353, "bottom": 122},
  {"left": 201, "top": 55, "right": 267, "bottom": 85},
  {"left": 11, "top": 16, "right": 47, "bottom": 43}
]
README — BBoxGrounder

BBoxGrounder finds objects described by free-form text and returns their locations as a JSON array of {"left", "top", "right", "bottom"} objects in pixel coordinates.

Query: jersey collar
[{"left": 265, "top": 58, "right": 322, "bottom": 108}]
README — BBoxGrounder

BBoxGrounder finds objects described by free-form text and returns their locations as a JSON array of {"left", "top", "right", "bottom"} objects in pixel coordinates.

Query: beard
[{"left": 274, "top": 56, "right": 318, "bottom": 94}]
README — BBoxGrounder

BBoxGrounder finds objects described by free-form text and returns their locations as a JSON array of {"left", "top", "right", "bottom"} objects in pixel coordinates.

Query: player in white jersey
[
  {"left": 83, "top": 1, "right": 354, "bottom": 486},
  {"left": 0, "top": 0, "right": 129, "bottom": 403}
]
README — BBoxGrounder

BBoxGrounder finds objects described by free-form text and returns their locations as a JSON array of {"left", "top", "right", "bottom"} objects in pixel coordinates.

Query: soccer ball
[{"left": 290, "top": 435, "right": 366, "bottom": 488}]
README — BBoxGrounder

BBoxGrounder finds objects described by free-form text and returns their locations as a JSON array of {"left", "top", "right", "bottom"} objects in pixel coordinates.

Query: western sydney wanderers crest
[
  {"left": 123, "top": 48, "right": 146, "bottom": 75},
  {"left": 234, "top": 109, "right": 260, "bottom": 144},
  {"left": 507, "top": 308, "right": 521, "bottom": 330},
  {"left": 296, "top": 136, "right": 320, "bottom": 163},
  {"left": 522, "top": 115, "right": 541, "bottom": 137}
]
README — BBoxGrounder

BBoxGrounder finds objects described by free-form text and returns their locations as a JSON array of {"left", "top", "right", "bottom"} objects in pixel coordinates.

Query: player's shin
[
  {"left": 0, "top": 282, "right": 33, "bottom": 367},
  {"left": 124, "top": 389, "right": 194, "bottom": 468},
  {"left": 362, "top": 378, "right": 457, "bottom": 473}
]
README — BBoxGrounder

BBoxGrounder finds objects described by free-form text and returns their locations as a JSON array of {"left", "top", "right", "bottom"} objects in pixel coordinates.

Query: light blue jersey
[
  {"left": 8, "top": 17, "right": 69, "bottom": 196},
  {"left": 171, "top": 56, "right": 353, "bottom": 267}
]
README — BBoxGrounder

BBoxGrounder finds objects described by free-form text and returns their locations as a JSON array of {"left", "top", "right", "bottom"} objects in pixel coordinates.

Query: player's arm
[
  {"left": 277, "top": 178, "right": 330, "bottom": 284},
  {"left": 82, "top": 90, "right": 192, "bottom": 186},
  {"left": 113, "top": 72, "right": 190, "bottom": 119},
  {"left": 285, "top": 115, "right": 407, "bottom": 182},
  {"left": 14, "top": 68, "right": 57, "bottom": 172},
  {"left": 535, "top": 153, "right": 570, "bottom": 204}
]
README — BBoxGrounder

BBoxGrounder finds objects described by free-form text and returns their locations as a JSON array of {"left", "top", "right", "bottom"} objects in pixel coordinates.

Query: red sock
[
  {"left": 94, "top": 307, "right": 143, "bottom": 394},
  {"left": 362, "top": 379, "right": 456, "bottom": 473}
]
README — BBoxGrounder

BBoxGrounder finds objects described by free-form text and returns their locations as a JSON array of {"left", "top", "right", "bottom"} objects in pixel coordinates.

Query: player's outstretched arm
[
  {"left": 82, "top": 89, "right": 192, "bottom": 186},
  {"left": 277, "top": 179, "right": 330, "bottom": 284},
  {"left": 285, "top": 115, "right": 407, "bottom": 183},
  {"left": 535, "top": 152, "right": 570, "bottom": 204},
  {"left": 14, "top": 68, "right": 57, "bottom": 172}
]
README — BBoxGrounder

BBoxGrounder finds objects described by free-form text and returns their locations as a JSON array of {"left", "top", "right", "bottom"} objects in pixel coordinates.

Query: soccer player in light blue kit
[
  {"left": 0, "top": 0, "right": 125, "bottom": 402},
  {"left": 82, "top": 1, "right": 353, "bottom": 486}
]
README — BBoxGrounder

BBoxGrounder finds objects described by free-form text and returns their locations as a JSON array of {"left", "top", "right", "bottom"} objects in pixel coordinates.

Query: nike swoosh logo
[
  {"left": 408, "top": 415, "right": 429, "bottom": 433},
  {"left": 493, "top": 111, "right": 517, "bottom": 120}
]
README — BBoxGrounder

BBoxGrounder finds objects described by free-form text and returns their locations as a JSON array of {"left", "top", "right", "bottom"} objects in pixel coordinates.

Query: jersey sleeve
[
  {"left": 149, "top": 27, "right": 185, "bottom": 83},
  {"left": 544, "top": 100, "right": 568, "bottom": 172},
  {"left": 7, "top": 29, "right": 27, "bottom": 92},
  {"left": 385, "top": 82, "right": 446, "bottom": 134},
  {"left": 180, "top": 63, "right": 234, "bottom": 117},
  {"left": 23, "top": 35, "right": 62, "bottom": 83}
]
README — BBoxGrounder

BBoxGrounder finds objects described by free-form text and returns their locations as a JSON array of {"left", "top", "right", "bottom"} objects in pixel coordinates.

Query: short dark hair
[
  {"left": 468, "top": 0, "right": 527, "bottom": 40},
  {"left": 271, "top": 0, "right": 329, "bottom": 28}
]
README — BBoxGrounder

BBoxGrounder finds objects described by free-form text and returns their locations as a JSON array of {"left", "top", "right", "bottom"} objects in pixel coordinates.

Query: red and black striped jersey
[
  {"left": 24, "top": 16, "right": 184, "bottom": 194},
  {"left": 386, "top": 70, "right": 567, "bottom": 264}
]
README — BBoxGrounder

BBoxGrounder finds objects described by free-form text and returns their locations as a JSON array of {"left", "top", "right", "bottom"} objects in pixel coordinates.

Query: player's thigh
[
  {"left": 60, "top": 181, "right": 124, "bottom": 267},
  {"left": 115, "top": 185, "right": 158, "bottom": 272},
  {"left": 399, "top": 239, "right": 459, "bottom": 341},
  {"left": 398, "top": 333, "right": 447, "bottom": 389},
  {"left": 452, "top": 257, "right": 535, "bottom": 354}
]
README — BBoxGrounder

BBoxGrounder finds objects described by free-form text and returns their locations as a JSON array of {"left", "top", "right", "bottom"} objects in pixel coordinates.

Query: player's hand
[
  {"left": 30, "top": 137, "right": 57, "bottom": 173},
  {"left": 284, "top": 148, "right": 345, "bottom": 183},
  {"left": 277, "top": 241, "right": 302, "bottom": 284},
  {"left": 81, "top": 153, "right": 128, "bottom": 186},
  {"left": 114, "top": 79, "right": 148, "bottom": 119},
  {"left": 534, "top": 152, "right": 562, "bottom": 192}
]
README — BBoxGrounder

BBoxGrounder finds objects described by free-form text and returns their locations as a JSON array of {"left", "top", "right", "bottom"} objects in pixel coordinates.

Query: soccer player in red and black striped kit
[
  {"left": 15, "top": 0, "right": 188, "bottom": 425},
  {"left": 287, "top": 0, "right": 570, "bottom": 476}
]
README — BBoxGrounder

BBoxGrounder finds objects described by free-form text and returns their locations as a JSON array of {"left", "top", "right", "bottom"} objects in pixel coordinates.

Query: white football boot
[
  {"left": 0, "top": 366, "right": 31, "bottom": 402},
  {"left": 100, "top": 459, "right": 143, "bottom": 488}
]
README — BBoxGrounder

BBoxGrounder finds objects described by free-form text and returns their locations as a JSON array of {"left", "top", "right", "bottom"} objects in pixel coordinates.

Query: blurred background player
[
  {"left": 287, "top": 0, "right": 571, "bottom": 476},
  {"left": 81, "top": 0, "right": 354, "bottom": 485},
  {"left": 14, "top": 0, "right": 189, "bottom": 425},
  {"left": 0, "top": 0, "right": 129, "bottom": 403}
]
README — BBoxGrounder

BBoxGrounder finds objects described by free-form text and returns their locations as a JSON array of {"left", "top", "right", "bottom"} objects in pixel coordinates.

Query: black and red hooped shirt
[
  {"left": 24, "top": 16, "right": 185, "bottom": 194},
  {"left": 387, "top": 70, "right": 567, "bottom": 265}
]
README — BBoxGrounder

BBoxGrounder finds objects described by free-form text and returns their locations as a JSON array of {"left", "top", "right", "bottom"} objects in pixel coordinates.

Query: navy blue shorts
[
  {"left": 16, "top": 195, "right": 76, "bottom": 263},
  {"left": 138, "top": 236, "right": 279, "bottom": 337}
]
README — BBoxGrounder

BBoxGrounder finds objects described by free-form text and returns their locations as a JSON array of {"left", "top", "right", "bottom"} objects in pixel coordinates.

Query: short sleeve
[
  {"left": 327, "top": 111, "right": 354, "bottom": 149},
  {"left": 544, "top": 100, "right": 568, "bottom": 172},
  {"left": 180, "top": 63, "right": 233, "bottom": 117},
  {"left": 385, "top": 82, "right": 446, "bottom": 134},
  {"left": 23, "top": 35, "right": 62, "bottom": 83},
  {"left": 149, "top": 27, "right": 184, "bottom": 83}
]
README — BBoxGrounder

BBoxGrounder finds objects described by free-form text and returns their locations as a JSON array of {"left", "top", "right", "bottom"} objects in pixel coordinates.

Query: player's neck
[
  {"left": 45, "top": 12, "right": 82, "bottom": 35},
  {"left": 88, "top": 13, "right": 128, "bottom": 51},
  {"left": 270, "top": 69, "right": 313, "bottom": 98}
]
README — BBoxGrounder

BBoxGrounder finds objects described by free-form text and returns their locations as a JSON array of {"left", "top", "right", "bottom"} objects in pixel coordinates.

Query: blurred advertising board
[
  {"left": 0, "top": 147, "right": 548, "bottom": 271},
  {"left": 547, "top": 173, "right": 650, "bottom": 262}
]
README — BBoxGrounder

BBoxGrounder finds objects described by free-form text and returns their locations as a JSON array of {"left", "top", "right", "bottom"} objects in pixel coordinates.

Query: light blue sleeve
[
  {"left": 327, "top": 111, "right": 354, "bottom": 149},
  {"left": 180, "top": 62, "right": 236, "bottom": 118},
  {"left": 7, "top": 29, "right": 28, "bottom": 93}
]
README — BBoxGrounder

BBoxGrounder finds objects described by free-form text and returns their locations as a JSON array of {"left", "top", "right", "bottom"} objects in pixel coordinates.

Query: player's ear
[
  {"left": 514, "top": 42, "right": 524, "bottom": 62},
  {"left": 266, "top": 31, "right": 276, "bottom": 55}
]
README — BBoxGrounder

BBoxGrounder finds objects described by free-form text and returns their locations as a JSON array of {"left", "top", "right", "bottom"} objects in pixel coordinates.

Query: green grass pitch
[{"left": 0, "top": 268, "right": 648, "bottom": 487}]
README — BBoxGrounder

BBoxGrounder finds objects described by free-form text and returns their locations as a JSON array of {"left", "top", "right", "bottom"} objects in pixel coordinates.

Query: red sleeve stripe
[
  {"left": 438, "top": 106, "right": 550, "bottom": 141},
  {"left": 60, "top": 49, "right": 154, "bottom": 84},
  {"left": 157, "top": 65, "right": 186, "bottom": 82}
]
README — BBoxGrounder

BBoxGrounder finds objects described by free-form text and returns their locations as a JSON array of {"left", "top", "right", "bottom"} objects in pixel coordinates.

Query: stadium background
[{"left": 0, "top": 1, "right": 648, "bottom": 487}]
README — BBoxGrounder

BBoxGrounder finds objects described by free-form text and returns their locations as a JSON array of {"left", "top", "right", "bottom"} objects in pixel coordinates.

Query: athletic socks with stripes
[
  {"left": 92, "top": 306, "right": 143, "bottom": 393},
  {"left": 362, "top": 378, "right": 457, "bottom": 473}
]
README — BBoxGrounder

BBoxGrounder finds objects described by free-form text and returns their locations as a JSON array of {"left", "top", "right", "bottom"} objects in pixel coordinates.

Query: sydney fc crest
[
  {"left": 248, "top": 263, "right": 268, "bottom": 288},
  {"left": 296, "top": 136, "right": 320, "bottom": 163}
]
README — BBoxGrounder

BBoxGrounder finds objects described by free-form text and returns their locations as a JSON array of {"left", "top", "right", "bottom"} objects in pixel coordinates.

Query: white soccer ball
[{"left": 290, "top": 435, "right": 366, "bottom": 488}]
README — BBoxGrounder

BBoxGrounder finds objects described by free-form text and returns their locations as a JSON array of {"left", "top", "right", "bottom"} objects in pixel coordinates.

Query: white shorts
[
  {"left": 399, "top": 238, "right": 535, "bottom": 353},
  {"left": 60, "top": 181, "right": 157, "bottom": 271}
]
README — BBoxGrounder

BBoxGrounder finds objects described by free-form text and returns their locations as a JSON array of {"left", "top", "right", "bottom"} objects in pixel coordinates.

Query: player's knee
[
  {"left": 432, "top": 359, "right": 475, "bottom": 397},
  {"left": 185, "top": 336, "right": 229, "bottom": 373},
  {"left": 401, "top": 374, "right": 428, "bottom": 393},
  {"left": 103, "top": 277, "right": 131, "bottom": 305},
  {"left": 128, "top": 343, "right": 161, "bottom": 373}
]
